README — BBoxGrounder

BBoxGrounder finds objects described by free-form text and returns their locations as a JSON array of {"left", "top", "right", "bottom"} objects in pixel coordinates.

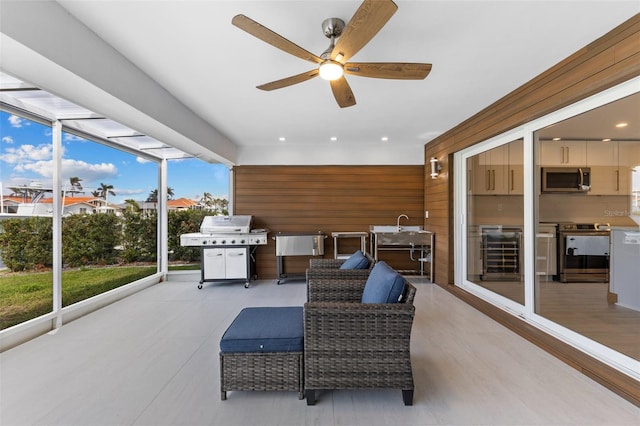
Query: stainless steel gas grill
[
  {"left": 180, "top": 215, "right": 268, "bottom": 289},
  {"left": 274, "top": 232, "right": 325, "bottom": 284}
]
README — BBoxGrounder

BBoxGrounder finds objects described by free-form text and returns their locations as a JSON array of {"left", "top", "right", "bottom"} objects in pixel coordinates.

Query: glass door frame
[
  {"left": 454, "top": 126, "right": 530, "bottom": 318},
  {"left": 454, "top": 76, "right": 640, "bottom": 380}
]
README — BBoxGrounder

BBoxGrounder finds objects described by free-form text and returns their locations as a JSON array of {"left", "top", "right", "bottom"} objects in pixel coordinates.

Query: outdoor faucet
[{"left": 396, "top": 214, "right": 409, "bottom": 232}]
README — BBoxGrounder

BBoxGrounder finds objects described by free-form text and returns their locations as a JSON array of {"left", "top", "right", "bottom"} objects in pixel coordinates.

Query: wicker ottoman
[{"left": 219, "top": 306, "right": 304, "bottom": 400}]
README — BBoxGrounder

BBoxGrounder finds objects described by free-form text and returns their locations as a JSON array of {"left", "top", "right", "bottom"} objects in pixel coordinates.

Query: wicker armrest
[
  {"left": 304, "top": 301, "right": 415, "bottom": 389},
  {"left": 306, "top": 268, "right": 372, "bottom": 282},
  {"left": 309, "top": 258, "right": 345, "bottom": 269},
  {"left": 307, "top": 278, "right": 368, "bottom": 303}
]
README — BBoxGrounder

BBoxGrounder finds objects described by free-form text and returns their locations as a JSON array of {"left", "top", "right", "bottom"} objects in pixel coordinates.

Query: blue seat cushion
[
  {"left": 220, "top": 306, "right": 304, "bottom": 353},
  {"left": 339, "top": 250, "right": 370, "bottom": 269},
  {"left": 361, "top": 261, "right": 406, "bottom": 304}
]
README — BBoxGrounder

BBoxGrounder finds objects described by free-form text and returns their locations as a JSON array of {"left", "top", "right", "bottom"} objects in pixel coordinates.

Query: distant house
[
  {"left": 131, "top": 197, "right": 201, "bottom": 213},
  {"left": 168, "top": 197, "right": 200, "bottom": 211},
  {"left": 2, "top": 196, "right": 122, "bottom": 216},
  {"left": 1, "top": 196, "right": 23, "bottom": 214}
]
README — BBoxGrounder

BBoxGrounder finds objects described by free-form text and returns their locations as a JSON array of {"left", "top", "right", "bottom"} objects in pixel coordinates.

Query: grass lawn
[{"left": 0, "top": 266, "right": 157, "bottom": 330}]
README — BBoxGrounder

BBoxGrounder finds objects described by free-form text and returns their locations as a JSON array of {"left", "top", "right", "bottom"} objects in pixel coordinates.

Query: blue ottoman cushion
[
  {"left": 220, "top": 306, "right": 304, "bottom": 353},
  {"left": 339, "top": 250, "right": 370, "bottom": 269}
]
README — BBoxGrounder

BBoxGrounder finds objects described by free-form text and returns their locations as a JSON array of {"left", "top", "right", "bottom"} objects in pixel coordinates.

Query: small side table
[{"left": 332, "top": 231, "right": 368, "bottom": 259}]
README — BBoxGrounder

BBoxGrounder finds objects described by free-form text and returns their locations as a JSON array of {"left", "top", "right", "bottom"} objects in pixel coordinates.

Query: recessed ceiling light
[
  {"left": 381, "top": 136, "right": 389, "bottom": 142},
  {"left": 279, "top": 137, "right": 286, "bottom": 141},
  {"left": 330, "top": 136, "right": 337, "bottom": 141},
  {"left": 552, "top": 137, "right": 561, "bottom": 141},
  {"left": 602, "top": 138, "right": 611, "bottom": 142},
  {"left": 615, "top": 122, "right": 628, "bottom": 128}
]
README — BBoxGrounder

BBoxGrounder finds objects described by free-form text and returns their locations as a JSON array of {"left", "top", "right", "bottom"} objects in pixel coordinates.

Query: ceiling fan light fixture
[{"left": 319, "top": 60, "right": 344, "bottom": 81}]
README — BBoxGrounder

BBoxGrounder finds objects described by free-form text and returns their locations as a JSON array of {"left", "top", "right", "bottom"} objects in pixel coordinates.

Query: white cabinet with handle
[
  {"left": 201, "top": 246, "right": 251, "bottom": 285},
  {"left": 587, "top": 141, "right": 637, "bottom": 195},
  {"left": 540, "top": 140, "right": 587, "bottom": 166}
]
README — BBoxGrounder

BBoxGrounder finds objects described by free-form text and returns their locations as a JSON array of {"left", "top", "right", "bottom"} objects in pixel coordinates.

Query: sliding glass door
[{"left": 455, "top": 78, "right": 640, "bottom": 377}]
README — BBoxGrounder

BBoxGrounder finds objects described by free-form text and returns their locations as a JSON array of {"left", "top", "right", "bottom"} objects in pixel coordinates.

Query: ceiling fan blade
[
  {"left": 330, "top": 76, "right": 356, "bottom": 108},
  {"left": 331, "top": 0, "right": 398, "bottom": 63},
  {"left": 232, "top": 14, "right": 322, "bottom": 64},
  {"left": 256, "top": 70, "right": 319, "bottom": 91},
  {"left": 344, "top": 62, "right": 432, "bottom": 79}
]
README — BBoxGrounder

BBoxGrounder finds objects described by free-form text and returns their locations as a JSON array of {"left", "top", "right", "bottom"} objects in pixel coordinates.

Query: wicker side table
[{"left": 219, "top": 306, "right": 304, "bottom": 400}]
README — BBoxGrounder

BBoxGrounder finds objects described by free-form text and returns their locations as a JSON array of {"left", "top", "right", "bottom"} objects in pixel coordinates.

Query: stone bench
[{"left": 219, "top": 306, "right": 304, "bottom": 400}]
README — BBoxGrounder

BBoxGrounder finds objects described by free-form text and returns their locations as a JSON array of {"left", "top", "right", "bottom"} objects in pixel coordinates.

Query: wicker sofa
[{"left": 304, "top": 266, "right": 417, "bottom": 406}]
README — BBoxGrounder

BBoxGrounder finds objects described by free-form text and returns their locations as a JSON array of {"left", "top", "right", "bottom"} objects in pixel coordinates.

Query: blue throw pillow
[
  {"left": 361, "top": 261, "right": 406, "bottom": 304},
  {"left": 339, "top": 250, "right": 370, "bottom": 269}
]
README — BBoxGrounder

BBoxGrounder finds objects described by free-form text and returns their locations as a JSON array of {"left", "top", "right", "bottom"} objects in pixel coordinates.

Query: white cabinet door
[
  {"left": 540, "top": 140, "right": 587, "bottom": 166},
  {"left": 508, "top": 141, "right": 524, "bottom": 195},
  {"left": 588, "top": 141, "right": 637, "bottom": 195},
  {"left": 224, "top": 248, "right": 248, "bottom": 279},
  {"left": 203, "top": 248, "right": 226, "bottom": 279},
  {"left": 474, "top": 145, "right": 508, "bottom": 194}
]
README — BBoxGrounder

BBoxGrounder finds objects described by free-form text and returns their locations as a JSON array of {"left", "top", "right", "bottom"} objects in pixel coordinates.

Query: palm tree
[
  {"left": 91, "top": 190, "right": 100, "bottom": 197},
  {"left": 124, "top": 198, "right": 141, "bottom": 212},
  {"left": 146, "top": 189, "right": 158, "bottom": 203},
  {"left": 147, "top": 187, "right": 175, "bottom": 202},
  {"left": 200, "top": 192, "right": 213, "bottom": 208},
  {"left": 69, "top": 176, "right": 83, "bottom": 196},
  {"left": 98, "top": 183, "right": 115, "bottom": 203}
]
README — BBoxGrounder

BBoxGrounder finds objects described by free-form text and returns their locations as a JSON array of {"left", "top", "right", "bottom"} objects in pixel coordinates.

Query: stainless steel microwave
[{"left": 541, "top": 167, "right": 591, "bottom": 193}]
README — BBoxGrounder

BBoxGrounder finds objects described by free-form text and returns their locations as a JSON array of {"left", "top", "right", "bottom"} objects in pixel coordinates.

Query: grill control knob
[
  {"left": 240, "top": 239, "right": 246, "bottom": 244},
  {"left": 231, "top": 240, "right": 236, "bottom": 244},
  {"left": 221, "top": 240, "right": 226, "bottom": 244},
  {"left": 211, "top": 240, "right": 217, "bottom": 245},
  {"left": 202, "top": 241, "right": 207, "bottom": 245}
]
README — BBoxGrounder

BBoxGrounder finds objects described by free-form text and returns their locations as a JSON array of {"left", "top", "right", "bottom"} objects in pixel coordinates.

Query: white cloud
[
  {"left": 115, "top": 188, "right": 146, "bottom": 196},
  {"left": 136, "top": 157, "right": 150, "bottom": 164},
  {"left": 61, "top": 159, "right": 118, "bottom": 182},
  {"left": 10, "top": 158, "right": 118, "bottom": 183},
  {"left": 64, "top": 133, "right": 87, "bottom": 142},
  {"left": 0, "top": 144, "right": 53, "bottom": 164},
  {"left": 2, "top": 136, "right": 14, "bottom": 144},
  {"left": 8, "top": 115, "right": 23, "bottom": 128}
]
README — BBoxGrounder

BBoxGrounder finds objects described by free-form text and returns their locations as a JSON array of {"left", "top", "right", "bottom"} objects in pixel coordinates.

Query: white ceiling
[{"left": 1, "top": 1, "right": 638, "bottom": 166}]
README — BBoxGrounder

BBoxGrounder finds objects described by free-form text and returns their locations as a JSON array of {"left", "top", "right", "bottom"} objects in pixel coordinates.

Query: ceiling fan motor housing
[{"left": 322, "top": 18, "right": 345, "bottom": 38}]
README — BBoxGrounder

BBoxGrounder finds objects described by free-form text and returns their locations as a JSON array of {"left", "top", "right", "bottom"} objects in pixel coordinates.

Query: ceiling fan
[{"left": 232, "top": 0, "right": 432, "bottom": 108}]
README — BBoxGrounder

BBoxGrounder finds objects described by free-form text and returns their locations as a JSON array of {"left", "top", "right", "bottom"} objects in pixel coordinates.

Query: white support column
[
  {"left": 228, "top": 166, "right": 234, "bottom": 214},
  {"left": 158, "top": 159, "right": 168, "bottom": 277},
  {"left": 52, "top": 120, "right": 63, "bottom": 329}
]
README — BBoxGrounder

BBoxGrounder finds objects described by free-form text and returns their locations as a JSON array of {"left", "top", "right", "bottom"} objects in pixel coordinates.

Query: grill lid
[{"left": 200, "top": 215, "right": 253, "bottom": 234}]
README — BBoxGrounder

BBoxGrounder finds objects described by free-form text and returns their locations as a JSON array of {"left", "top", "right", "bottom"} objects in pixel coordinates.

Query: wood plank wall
[
  {"left": 233, "top": 165, "right": 424, "bottom": 279},
  {"left": 423, "top": 14, "right": 640, "bottom": 405}
]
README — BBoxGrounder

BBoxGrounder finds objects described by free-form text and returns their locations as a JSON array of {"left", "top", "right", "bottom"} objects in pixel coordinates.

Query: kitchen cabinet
[
  {"left": 507, "top": 141, "right": 524, "bottom": 195},
  {"left": 536, "top": 225, "right": 557, "bottom": 280},
  {"left": 202, "top": 247, "right": 249, "bottom": 280},
  {"left": 473, "top": 145, "right": 507, "bottom": 194},
  {"left": 472, "top": 140, "right": 523, "bottom": 195},
  {"left": 540, "top": 140, "right": 586, "bottom": 166},
  {"left": 587, "top": 141, "right": 635, "bottom": 195},
  {"left": 466, "top": 226, "right": 483, "bottom": 280}
]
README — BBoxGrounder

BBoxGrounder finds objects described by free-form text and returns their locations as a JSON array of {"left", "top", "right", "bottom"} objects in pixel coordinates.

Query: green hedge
[{"left": 0, "top": 209, "right": 210, "bottom": 272}]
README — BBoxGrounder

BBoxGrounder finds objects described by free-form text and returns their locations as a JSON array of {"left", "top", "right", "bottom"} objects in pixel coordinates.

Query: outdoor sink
[
  {"left": 370, "top": 225, "right": 423, "bottom": 233},
  {"left": 370, "top": 225, "right": 430, "bottom": 246}
]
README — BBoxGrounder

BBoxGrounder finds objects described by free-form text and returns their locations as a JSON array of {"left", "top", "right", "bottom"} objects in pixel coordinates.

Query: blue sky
[{"left": 0, "top": 111, "right": 230, "bottom": 204}]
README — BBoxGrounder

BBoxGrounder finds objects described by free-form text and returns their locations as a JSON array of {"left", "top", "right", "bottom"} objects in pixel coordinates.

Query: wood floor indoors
[
  {"left": 1, "top": 274, "right": 639, "bottom": 426},
  {"left": 474, "top": 280, "right": 640, "bottom": 361}
]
